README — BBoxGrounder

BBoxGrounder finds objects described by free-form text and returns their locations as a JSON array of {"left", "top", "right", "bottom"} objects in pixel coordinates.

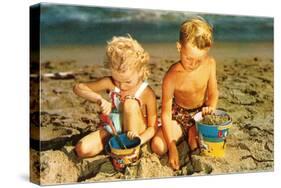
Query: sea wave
[{"left": 39, "top": 3, "right": 273, "bottom": 46}]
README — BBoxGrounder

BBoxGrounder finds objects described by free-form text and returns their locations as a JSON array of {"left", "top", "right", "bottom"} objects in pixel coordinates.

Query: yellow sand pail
[
  {"left": 193, "top": 110, "right": 232, "bottom": 158},
  {"left": 202, "top": 140, "right": 226, "bottom": 157},
  {"left": 107, "top": 133, "right": 141, "bottom": 171}
]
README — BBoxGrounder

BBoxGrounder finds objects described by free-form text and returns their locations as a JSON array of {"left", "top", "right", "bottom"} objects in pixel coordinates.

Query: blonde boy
[
  {"left": 74, "top": 35, "right": 157, "bottom": 158},
  {"left": 151, "top": 18, "right": 219, "bottom": 170}
]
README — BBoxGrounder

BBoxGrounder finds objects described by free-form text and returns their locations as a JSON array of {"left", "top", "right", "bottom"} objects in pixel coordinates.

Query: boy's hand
[
  {"left": 202, "top": 106, "right": 215, "bottom": 116},
  {"left": 99, "top": 98, "right": 112, "bottom": 115},
  {"left": 168, "top": 142, "right": 180, "bottom": 170}
]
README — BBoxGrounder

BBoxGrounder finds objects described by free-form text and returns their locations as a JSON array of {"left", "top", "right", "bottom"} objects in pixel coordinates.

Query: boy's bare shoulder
[
  {"left": 167, "top": 61, "right": 182, "bottom": 72},
  {"left": 165, "top": 61, "right": 182, "bottom": 75},
  {"left": 163, "top": 61, "right": 182, "bottom": 81}
]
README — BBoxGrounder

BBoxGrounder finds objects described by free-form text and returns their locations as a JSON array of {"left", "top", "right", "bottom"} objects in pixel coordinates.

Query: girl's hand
[
  {"left": 202, "top": 106, "right": 215, "bottom": 116},
  {"left": 99, "top": 98, "right": 112, "bottom": 115},
  {"left": 168, "top": 142, "right": 180, "bottom": 170},
  {"left": 127, "top": 131, "right": 140, "bottom": 140}
]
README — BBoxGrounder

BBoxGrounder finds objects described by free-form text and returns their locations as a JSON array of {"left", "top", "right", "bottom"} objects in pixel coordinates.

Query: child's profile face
[
  {"left": 111, "top": 68, "right": 142, "bottom": 91},
  {"left": 179, "top": 42, "right": 209, "bottom": 64}
]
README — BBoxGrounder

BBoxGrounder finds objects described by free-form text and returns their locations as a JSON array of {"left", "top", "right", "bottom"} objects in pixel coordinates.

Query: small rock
[
  {"left": 249, "top": 127, "right": 260, "bottom": 136},
  {"left": 180, "top": 162, "right": 194, "bottom": 175},
  {"left": 191, "top": 156, "right": 204, "bottom": 173},
  {"left": 191, "top": 155, "right": 213, "bottom": 174},
  {"left": 178, "top": 141, "right": 190, "bottom": 166},
  {"left": 99, "top": 161, "right": 116, "bottom": 174}
]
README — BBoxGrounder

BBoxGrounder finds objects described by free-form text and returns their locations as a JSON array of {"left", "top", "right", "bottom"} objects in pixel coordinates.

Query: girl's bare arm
[
  {"left": 139, "top": 88, "right": 158, "bottom": 144},
  {"left": 73, "top": 76, "right": 113, "bottom": 102}
]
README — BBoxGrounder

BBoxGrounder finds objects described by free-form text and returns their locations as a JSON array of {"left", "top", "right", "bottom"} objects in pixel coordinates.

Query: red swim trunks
[{"left": 172, "top": 101, "right": 202, "bottom": 138}]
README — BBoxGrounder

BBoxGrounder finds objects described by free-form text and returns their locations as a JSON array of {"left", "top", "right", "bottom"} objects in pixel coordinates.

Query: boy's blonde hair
[
  {"left": 105, "top": 35, "right": 150, "bottom": 80},
  {"left": 179, "top": 17, "right": 213, "bottom": 49}
]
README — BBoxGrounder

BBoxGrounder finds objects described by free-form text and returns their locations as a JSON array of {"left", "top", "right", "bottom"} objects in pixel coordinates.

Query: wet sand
[{"left": 31, "top": 41, "right": 274, "bottom": 185}]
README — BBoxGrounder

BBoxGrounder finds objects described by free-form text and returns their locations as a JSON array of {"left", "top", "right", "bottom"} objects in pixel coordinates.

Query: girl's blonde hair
[
  {"left": 105, "top": 35, "right": 150, "bottom": 80},
  {"left": 179, "top": 17, "right": 213, "bottom": 49}
]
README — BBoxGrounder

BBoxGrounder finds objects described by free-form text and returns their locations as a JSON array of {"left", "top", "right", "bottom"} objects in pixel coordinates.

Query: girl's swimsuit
[{"left": 103, "top": 81, "right": 148, "bottom": 134}]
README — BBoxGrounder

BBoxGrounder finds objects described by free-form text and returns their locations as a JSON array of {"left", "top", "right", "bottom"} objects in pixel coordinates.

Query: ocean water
[{"left": 38, "top": 3, "right": 273, "bottom": 47}]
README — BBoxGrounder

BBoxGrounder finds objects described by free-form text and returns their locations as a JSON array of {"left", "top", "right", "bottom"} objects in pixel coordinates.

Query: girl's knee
[
  {"left": 151, "top": 137, "right": 167, "bottom": 156},
  {"left": 75, "top": 130, "right": 108, "bottom": 158},
  {"left": 122, "top": 99, "right": 145, "bottom": 133},
  {"left": 75, "top": 140, "right": 101, "bottom": 158},
  {"left": 75, "top": 141, "right": 88, "bottom": 158},
  {"left": 123, "top": 99, "right": 139, "bottom": 113}
]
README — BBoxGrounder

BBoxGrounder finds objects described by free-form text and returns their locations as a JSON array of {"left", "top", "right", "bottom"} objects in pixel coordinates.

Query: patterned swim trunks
[{"left": 172, "top": 101, "right": 202, "bottom": 136}]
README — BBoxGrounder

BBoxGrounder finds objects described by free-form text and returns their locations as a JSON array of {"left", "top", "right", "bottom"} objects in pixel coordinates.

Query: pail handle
[{"left": 223, "top": 139, "right": 227, "bottom": 149}]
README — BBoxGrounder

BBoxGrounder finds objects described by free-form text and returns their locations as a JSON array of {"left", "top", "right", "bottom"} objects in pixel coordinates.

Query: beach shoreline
[{"left": 41, "top": 41, "right": 273, "bottom": 65}]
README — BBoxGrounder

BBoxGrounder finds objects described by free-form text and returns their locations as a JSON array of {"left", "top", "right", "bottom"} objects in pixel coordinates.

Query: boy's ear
[{"left": 176, "top": 42, "right": 181, "bottom": 52}]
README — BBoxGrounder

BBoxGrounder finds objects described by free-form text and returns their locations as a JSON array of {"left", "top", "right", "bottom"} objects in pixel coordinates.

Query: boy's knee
[
  {"left": 151, "top": 137, "right": 167, "bottom": 156},
  {"left": 123, "top": 99, "right": 139, "bottom": 113}
]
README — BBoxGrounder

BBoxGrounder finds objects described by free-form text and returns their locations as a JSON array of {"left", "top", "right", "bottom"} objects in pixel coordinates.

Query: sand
[{"left": 30, "top": 41, "right": 274, "bottom": 185}]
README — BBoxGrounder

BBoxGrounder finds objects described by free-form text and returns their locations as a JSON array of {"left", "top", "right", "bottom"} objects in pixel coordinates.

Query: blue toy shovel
[{"left": 99, "top": 113, "right": 127, "bottom": 149}]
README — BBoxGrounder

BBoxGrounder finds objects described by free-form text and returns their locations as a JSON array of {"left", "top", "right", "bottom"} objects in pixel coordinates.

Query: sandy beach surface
[{"left": 30, "top": 41, "right": 273, "bottom": 185}]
